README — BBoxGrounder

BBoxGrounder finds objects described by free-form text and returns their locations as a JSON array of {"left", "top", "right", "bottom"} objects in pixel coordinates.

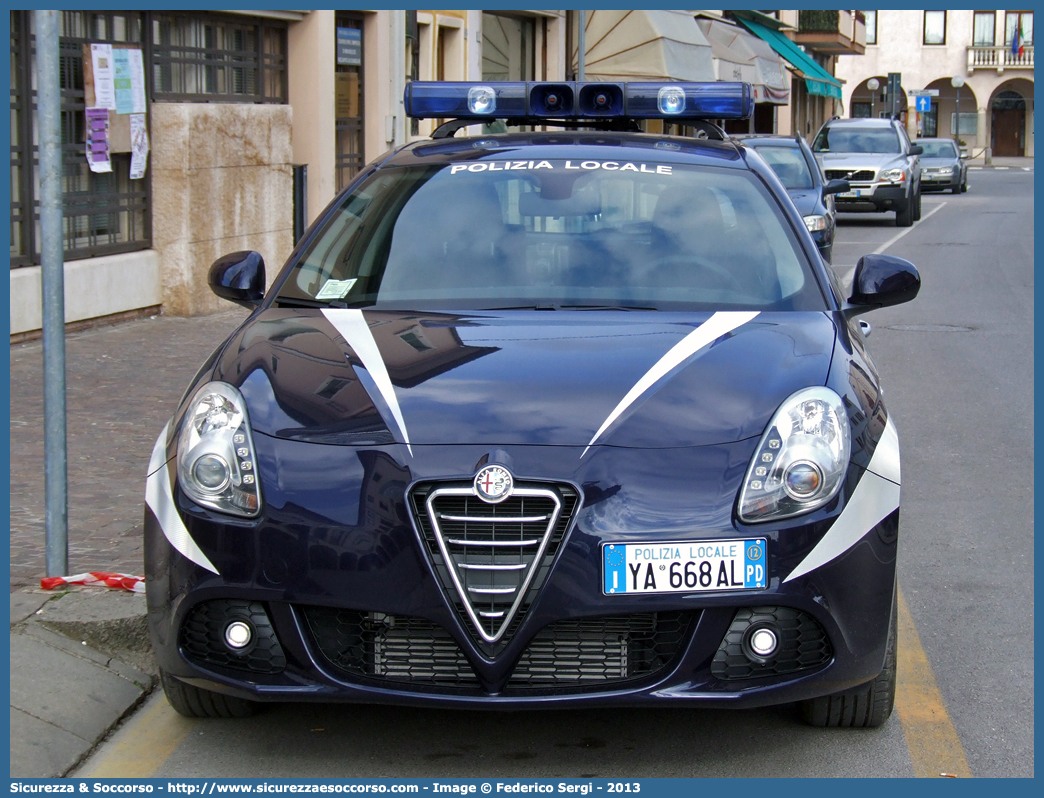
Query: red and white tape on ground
[{"left": 40, "top": 572, "right": 145, "bottom": 593}]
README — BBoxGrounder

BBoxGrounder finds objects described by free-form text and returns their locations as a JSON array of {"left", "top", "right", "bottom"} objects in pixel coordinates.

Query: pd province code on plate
[{"left": 602, "top": 539, "right": 767, "bottom": 595}]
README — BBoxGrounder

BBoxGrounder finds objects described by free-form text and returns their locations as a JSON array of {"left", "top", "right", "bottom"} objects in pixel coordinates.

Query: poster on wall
[
  {"left": 90, "top": 43, "right": 116, "bottom": 110},
  {"left": 86, "top": 107, "right": 112, "bottom": 173},
  {"left": 129, "top": 112, "right": 149, "bottom": 179},
  {"left": 112, "top": 48, "right": 146, "bottom": 115}
]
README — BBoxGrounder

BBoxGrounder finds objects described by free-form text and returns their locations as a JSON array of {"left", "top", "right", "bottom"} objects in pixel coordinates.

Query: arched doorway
[
  {"left": 849, "top": 76, "right": 906, "bottom": 120},
  {"left": 922, "top": 78, "right": 978, "bottom": 145},
  {"left": 992, "top": 90, "right": 1026, "bottom": 156}
]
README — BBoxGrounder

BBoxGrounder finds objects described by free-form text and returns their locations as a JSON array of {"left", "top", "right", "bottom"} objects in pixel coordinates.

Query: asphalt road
[{"left": 73, "top": 167, "right": 1034, "bottom": 779}]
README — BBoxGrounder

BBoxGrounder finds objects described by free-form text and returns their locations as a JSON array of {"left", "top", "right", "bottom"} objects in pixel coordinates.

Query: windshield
[
  {"left": 813, "top": 127, "right": 901, "bottom": 154},
  {"left": 918, "top": 140, "right": 958, "bottom": 158},
  {"left": 748, "top": 145, "right": 814, "bottom": 189},
  {"left": 275, "top": 158, "right": 827, "bottom": 312}
]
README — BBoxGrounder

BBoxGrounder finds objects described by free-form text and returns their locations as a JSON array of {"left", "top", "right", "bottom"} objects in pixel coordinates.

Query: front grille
[
  {"left": 506, "top": 612, "right": 693, "bottom": 689},
  {"left": 826, "top": 169, "right": 875, "bottom": 182},
  {"left": 410, "top": 481, "right": 579, "bottom": 655},
  {"left": 303, "top": 607, "right": 479, "bottom": 687},
  {"left": 301, "top": 608, "right": 695, "bottom": 693},
  {"left": 180, "top": 599, "right": 286, "bottom": 675},
  {"left": 711, "top": 606, "right": 832, "bottom": 680}
]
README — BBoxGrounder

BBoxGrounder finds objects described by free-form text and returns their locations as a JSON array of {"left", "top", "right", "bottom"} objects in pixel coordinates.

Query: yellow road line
[
  {"left": 83, "top": 692, "right": 196, "bottom": 777},
  {"left": 895, "top": 585, "right": 973, "bottom": 778}
]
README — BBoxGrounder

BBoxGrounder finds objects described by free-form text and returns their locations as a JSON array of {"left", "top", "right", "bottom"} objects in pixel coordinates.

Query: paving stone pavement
[{"left": 10, "top": 308, "right": 250, "bottom": 589}]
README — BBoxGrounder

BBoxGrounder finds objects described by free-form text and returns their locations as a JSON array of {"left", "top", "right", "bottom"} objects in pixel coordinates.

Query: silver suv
[{"left": 811, "top": 117, "right": 923, "bottom": 227}]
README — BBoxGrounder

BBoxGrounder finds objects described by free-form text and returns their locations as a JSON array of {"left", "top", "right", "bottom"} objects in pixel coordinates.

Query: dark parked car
[
  {"left": 735, "top": 134, "right": 850, "bottom": 263},
  {"left": 916, "top": 138, "right": 968, "bottom": 194},
  {"left": 145, "top": 81, "right": 919, "bottom": 728},
  {"left": 812, "top": 117, "right": 924, "bottom": 227}
]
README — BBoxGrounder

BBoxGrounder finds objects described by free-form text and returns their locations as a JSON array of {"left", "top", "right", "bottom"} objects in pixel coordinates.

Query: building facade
[
  {"left": 9, "top": 9, "right": 567, "bottom": 337},
  {"left": 835, "top": 10, "right": 1034, "bottom": 156}
]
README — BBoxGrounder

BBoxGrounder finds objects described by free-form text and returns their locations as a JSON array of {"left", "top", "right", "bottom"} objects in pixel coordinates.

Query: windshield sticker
[
  {"left": 316, "top": 278, "right": 358, "bottom": 300},
  {"left": 449, "top": 161, "right": 672, "bottom": 175}
]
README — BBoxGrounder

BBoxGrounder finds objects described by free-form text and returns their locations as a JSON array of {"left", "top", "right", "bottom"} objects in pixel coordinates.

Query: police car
[{"left": 145, "top": 81, "right": 919, "bottom": 727}]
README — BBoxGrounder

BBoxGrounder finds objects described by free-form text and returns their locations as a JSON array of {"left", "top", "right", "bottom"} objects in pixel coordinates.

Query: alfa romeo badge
[{"left": 474, "top": 465, "right": 513, "bottom": 503}]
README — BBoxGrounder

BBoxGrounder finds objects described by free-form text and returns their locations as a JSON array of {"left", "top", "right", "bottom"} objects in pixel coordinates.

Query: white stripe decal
[
  {"left": 783, "top": 416, "right": 901, "bottom": 582},
  {"left": 321, "top": 308, "right": 413, "bottom": 456},
  {"left": 144, "top": 423, "right": 220, "bottom": 575},
  {"left": 582, "top": 311, "right": 759, "bottom": 458}
]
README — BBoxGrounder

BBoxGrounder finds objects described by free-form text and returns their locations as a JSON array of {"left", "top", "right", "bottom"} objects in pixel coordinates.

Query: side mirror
[
  {"left": 823, "top": 178, "right": 850, "bottom": 196},
  {"left": 846, "top": 254, "right": 920, "bottom": 316},
  {"left": 209, "top": 251, "right": 266, "bottom": 309},
  {"left": 909, "top": 144, "right": 924, "bottom": 156}
]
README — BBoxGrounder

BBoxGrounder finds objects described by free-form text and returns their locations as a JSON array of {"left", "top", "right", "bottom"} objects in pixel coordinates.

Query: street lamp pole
[
  {"left": 867, "top": 77, "right": 880, "bottom": 118},
  {"left": 951, "top": 75, "right": 965, "bottom": 145}
]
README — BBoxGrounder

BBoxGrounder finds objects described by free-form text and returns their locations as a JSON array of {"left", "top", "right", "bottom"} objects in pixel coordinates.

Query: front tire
[
  {"left": 912, "top": 188, "right": 922, "bottom": 220},
  {"left": 160, "top": 669, "right": 258, "bottom": 718},
  {"left": 895, "top": 197, "right": 914, "bottom": 227},
  {"left": 799, "top": 587, "right": 897, "bottom": 728}
]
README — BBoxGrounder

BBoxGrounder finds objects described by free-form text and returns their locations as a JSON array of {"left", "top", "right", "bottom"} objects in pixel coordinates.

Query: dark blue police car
[{"left": 145, "top": 81, "right": 919, "bottom": 727}]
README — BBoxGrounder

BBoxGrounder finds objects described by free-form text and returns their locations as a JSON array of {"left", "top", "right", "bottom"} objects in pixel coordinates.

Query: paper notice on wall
[
  {"left": 113, "top": 48, "right": 147, "bottom": 114},
  {"left": 127, "top": 49, "right": 147, "bottom": 113},
  {"left": 130, "top": 113, "right": 149, "bottom": 179},
  {"left": 90, "top": 43, "right": 116, "bottom": 110},
  {"left": 85, "top": 107, "right": 112, "bottom": 173}
]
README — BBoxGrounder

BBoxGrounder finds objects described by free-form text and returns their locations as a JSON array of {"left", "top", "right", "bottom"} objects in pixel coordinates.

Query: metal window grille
[
  {"left": 10, "top": 10, "right": 150, "bottom": 268},
  {"left": 11, "top": 11, "right": 289, "bottom": 269},
  {"left": 151, "top": 12, "right": 287, "bottom": 104},
  {"left": 335, "top": 13, "right": 364, "bottom": 190}
]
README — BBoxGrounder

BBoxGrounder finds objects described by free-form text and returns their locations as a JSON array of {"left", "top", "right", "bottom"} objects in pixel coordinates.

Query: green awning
[{"left": 734, "top": 16, "right": 842, "bottom": 100}]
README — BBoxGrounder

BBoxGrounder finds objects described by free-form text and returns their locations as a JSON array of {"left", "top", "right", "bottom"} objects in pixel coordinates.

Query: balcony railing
[
  {"left": 795, "top": 10, "right": 865, "bottom": 54},
  {"left": 799, "top": 10, "right": 839, "bottom": 32},
  {"left": 967, "top": 45, "right": 1034, "bottom": 72}
]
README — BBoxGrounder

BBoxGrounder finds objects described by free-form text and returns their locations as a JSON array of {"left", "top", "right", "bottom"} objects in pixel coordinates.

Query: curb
[{"left": 9, "top": 588, "right": 157, "bottom": 778}]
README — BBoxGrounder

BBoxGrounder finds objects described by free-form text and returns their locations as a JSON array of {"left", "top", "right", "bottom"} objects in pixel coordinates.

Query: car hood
[
  {"left": 785, "top": 188, "right": 821, "bottom": 216},
  {"left": 212, "top": 308, "right": 836, "bottom": 449},
  {"left": 920, "top": 156, "right": 958, "bottom": 167},
  {"left": 815, "top": 152, "right": 909, "bottom": 172}
]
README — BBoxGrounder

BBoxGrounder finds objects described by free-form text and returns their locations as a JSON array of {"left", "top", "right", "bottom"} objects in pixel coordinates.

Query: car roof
[
  {"left": 822, "top": 117, "right": 897, "bottom": 128},
  {"left": 733, "top": 135, "right": 802, "bottom": 146},
  {"left": 383, "top": 130, "right": 752, "bottom": 171},
  {"left": 916, "top": 137, "right": 957, "bottom": 143}
]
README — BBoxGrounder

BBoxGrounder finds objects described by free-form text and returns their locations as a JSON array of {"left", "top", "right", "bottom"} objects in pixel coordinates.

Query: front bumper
[
  {"left": 145, "top": 435, "right": 900, "bottom": 711},
  {"left": 921, "top": 171, "right": 959, "bottom": 191},
  {"left": 835, "top": 183, "right": 908, "bottom": 213}
]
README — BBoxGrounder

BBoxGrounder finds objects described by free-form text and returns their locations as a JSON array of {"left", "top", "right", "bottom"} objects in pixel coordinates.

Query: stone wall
[{"left": 151, "top": 104, "right": 294, "bottom": 316}]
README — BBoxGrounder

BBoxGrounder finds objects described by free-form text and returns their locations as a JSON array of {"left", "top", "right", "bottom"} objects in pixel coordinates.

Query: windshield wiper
[
  {"left": 558, "top": 303, "right": 657, "bottom": 311},
  {"left": 273, "top": 296, "right": 372, "bottom": 310}
]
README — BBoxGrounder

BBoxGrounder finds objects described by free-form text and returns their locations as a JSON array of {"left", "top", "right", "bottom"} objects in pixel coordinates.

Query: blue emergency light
[{"left": 403, "top": 81, "right": 754, "bottom": 121}]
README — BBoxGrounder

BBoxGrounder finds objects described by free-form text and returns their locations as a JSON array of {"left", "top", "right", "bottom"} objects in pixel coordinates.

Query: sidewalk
[
  {"left": 10, "top": 587, "right": 155, "bottom": 777},
  {"left": 9, "top": 308, "right": 251, "bottom": 776},
  {"left": 964, "top": 154, "right": 1033, "bottom": 169}
]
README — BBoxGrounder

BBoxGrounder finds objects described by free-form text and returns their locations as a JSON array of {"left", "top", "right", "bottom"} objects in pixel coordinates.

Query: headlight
[
  {"left": 737, "top": 387, "right": 850, "bottom": 523},
  {"left": 936, "top": 167, "right": 954, "bottom": 175},
  {"left": 803, "top": 214, "right": 827, "bottom": 232},
  {"left": 177, "top": 382, "right": 261, "bottom": 517},
  {"left": 879, "top": 169, "right": 905, "bottom": 183}
]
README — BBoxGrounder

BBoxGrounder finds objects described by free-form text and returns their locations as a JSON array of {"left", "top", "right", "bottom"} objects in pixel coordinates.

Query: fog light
[
  {"left": 224, "top": 620, "right": 253, "bottom": 650},
  {"left": 749, "top": 627, "right": 778, "bottom": 657}
]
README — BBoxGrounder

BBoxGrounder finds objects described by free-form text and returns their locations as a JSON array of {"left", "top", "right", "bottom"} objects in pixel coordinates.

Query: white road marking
[{"left": 870, "top": 201, "right": 947, "bottom": 256}]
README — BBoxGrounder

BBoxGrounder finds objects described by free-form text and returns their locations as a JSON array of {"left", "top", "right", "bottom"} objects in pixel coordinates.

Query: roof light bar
[
  {"left": 625, "top": 82, "right": 754, "bottom": 119},
  {"left": 404, "top": 82, "right": 528, "bottom": 119},
  {"left": 403, "top": 81, "right": 754, "bottom": 121}
]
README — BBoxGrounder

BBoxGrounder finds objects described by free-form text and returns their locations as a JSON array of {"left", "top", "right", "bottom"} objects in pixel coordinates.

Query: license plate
[
  {"left": 602, "top": 538, "right": 767, "bottom": 595},
  {"left": 839, "top": 189, "right": 861, "bottom": 198}
]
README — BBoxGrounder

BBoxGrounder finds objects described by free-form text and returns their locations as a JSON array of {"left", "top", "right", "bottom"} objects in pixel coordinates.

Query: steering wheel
[{"left": 654, "top": 254, "right": 746, "bottom": 294}]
